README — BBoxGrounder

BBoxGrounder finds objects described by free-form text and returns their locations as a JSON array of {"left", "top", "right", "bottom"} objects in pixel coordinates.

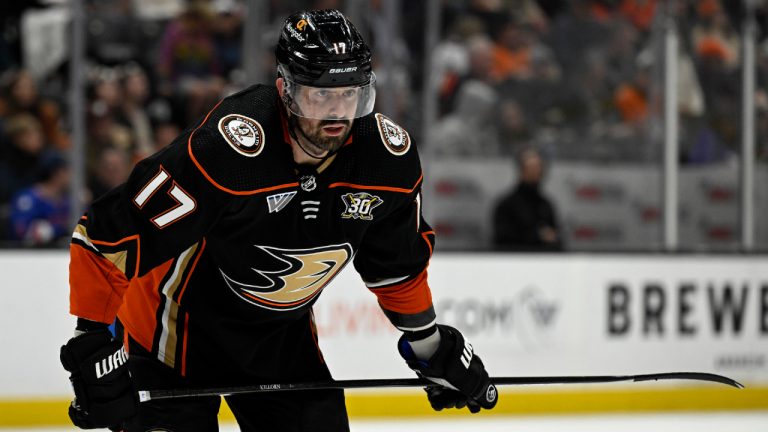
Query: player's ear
[{"left": 276, "top": 77, "right": 284, "bottom": 97}]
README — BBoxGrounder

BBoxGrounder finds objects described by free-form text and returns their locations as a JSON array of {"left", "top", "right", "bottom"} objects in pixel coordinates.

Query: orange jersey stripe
[
  {"left": 328, "top": 173, "right": 423, "bottom": 194},
  {"left": 181, "top": 312, "right": 190, "bottom": 376},
  {"left": 89, "top": 234, "right": 141, "bottom": 278},
  {"left": 187, "top": 99, "right": 300, "bottom": 195},
  {"left": 309, "top": 310, "right": 324, "bottom": 364},
  {"left": 370, "top": 269, "right": 432, "bottom": 314},
  {"left": 117, "top": 258, "right": 175, "bottom": 353},
  {"left": 69, "top": 244, "right": 130, "bottom": 324},
  {"left": 421, "top": 230, "right": 435, "bottom": 256},
  {"left": 176, "top": 238, "right": 206, "bottom": 304}
]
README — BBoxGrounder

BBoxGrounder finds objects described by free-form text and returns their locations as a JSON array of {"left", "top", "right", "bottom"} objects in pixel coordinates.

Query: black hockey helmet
[{"left": 276, "top": 9, "right": 376, "bottom": 120}]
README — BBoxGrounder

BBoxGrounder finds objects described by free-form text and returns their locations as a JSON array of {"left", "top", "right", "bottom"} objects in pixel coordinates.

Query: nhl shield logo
[
  {"left": 375, "top": 113, "right": 410, "bottom": 156},
  {"left": 300, "top": 175, "right": 317, "bottom": 192},
  {"left": 218, "top": 114, "right": 265, "bottom": 157}
]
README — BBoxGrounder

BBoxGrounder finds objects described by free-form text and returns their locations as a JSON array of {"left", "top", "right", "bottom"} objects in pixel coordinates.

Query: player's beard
[{"left": 295, "top": 117, "right": 351, "bottom": 158}]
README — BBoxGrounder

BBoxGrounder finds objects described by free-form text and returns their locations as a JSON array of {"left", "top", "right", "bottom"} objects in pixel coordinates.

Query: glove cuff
[{"left": 398, "top": 324, "right": 497, "bottom": 410}]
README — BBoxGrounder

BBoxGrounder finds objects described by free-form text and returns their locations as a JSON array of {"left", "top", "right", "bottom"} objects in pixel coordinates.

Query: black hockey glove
[
  {"left": 60, "top": 329, "right": 137, "bottom": 429},
  {"left": 398, "top": 324, "right": 497, "bottom": 413}
]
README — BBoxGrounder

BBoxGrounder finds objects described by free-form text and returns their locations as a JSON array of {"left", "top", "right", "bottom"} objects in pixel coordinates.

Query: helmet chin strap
[
  {"left": 287, "top": 115, "right": 327, "bottom": 161},
  {"left": 287, "top": 113, "right": 348, "bottom": 165}
]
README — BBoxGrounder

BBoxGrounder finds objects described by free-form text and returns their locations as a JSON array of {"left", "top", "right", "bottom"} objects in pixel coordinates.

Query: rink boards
[{"left": 0, "top": 251, "right": 766, "bottom": 426}]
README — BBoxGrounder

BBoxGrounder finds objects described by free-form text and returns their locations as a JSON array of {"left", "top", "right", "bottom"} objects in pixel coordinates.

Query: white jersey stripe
[
  {"left": 364, "top": 275, "right": 410, "bottom": 288},
  {"left": 72, "top": 231, "right": 99, "bottom": 252},
  {"left": 395, "top": 319, "right": 438, "bottom": 333},
  {"left": 156, "top": 244, "right": 195, "bottom": 365}
]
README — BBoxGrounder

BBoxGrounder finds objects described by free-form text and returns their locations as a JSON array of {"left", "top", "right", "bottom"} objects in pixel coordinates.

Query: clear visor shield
[{"left": 283, "top": 75, "right": 376, "bottom": 120}]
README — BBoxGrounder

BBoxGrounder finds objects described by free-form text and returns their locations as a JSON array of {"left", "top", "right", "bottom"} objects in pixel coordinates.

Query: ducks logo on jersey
[{"left": 220, "top": 243, "right": 353, "bottom": 311}]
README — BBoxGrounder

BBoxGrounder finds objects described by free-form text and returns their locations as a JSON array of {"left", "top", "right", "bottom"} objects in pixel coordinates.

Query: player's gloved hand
[
  {"left": 398, "top": 324, "right": 497, "bottom": 413},
  {"left": 60, "top": 328, "right": 137, "bottom": 429}
]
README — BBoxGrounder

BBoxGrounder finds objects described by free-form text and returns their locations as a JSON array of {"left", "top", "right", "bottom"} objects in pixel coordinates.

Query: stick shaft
[{"left": 138, "top": 372, "right": 742, "bottom": 402}]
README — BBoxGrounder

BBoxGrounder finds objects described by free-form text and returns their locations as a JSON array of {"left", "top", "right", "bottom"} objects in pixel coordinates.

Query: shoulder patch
[
  {"left": 218, "top": 114, "right": 265, "bottom": 157},
  {"left": 375, "top": 113, "right": 410, "bottom": 156}
]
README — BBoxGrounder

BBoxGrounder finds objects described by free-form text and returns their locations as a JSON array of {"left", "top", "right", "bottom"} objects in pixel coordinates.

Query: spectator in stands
[
  {"left": 157, "top": 0, "right": 220, "bottom": 83},
  {"left": 211, "top": 0, "right": 244, "bottom": 79},
  {"left": 512, "top": 0, "right": 551, "bottom": 34},
  {"left": 84, "top": 96, "right": 134, "bottom": 194},
  {"left": 490, "top": 18, "right": 535, "bottom": 82},
  {"left": 604, "top": 19, "right": 640, "bottom": 87},
  {"left": 90, "top": 68, "right": 124, "bottom": 115},
  {"left": 156, "top": 0, "right": 225, "bottom": 124},
  {"left": 683, "top": 113, "right": 736, "bottom": 164},
  {"left": 0, "top": 69, "right": 68, "bottom": 150},
  {"left": 0, "top": 114, "right": 50, "bottom": 204},
  {"left": 439, "top": 33, "right": 496, "bottom": 116},
  {"left": 548, "top": 0, "right": 612, "bottom": 80},
  {"left": 613, "top": 70, "right": 649, "bottom": 126},
  {"left": 618, "top": 0, "right": 658, "bottom": 33},
  {"left": 429, "top": 80, "right": 500, "bottom": 156},
  {"left": 88, "top": 146, "right": 132, "bottom": 201},
  {"left": 8, "top": 152, "right": 70, "bottom": 247},
  {"left": 116, "top": 63, "right": 154, "bottom": 159},
  {"left": 152, "top": 120, "right": 182, "bottom": 152},
  {"left": 692, "top": 3, "right": 740, "bottom": 71},
  {"left": 493, "top": 147, "right": 563, "bottom": 251},
  {"left": 86, "top": 97, "right": 132, "bottom": 154},
  {"left": 692, "top": 11, "right": 740, "bottom": 118},
  {"left": 497, "top": 98, "right": 532, "bottom": 154}
]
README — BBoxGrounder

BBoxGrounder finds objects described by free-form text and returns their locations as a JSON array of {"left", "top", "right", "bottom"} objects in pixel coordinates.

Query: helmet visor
[{"left": 283, "top": 74, "right": 376, "bottom": 120}]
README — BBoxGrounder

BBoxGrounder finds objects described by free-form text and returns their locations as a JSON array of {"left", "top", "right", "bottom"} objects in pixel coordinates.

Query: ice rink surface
[{"left": 12, "top": 412, "right": 768, "bottom": 432}]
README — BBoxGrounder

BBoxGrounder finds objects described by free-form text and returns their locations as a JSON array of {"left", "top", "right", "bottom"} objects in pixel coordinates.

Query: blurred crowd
[
  {"left": 428, "top": 0, "right": 768, "bottom": 164},
  {"left": 0, "top": 0, "right": 766, "bottom": 249}
]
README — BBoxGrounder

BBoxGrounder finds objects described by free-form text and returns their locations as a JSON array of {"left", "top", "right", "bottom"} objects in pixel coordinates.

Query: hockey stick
[{"left": 138, "top": 372, "right": 742, "bottom": 402}]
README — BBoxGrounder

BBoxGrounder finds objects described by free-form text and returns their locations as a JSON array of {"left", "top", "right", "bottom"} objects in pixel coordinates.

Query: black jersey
[{"left": 69, "top": 85, "right": 436, "bottom": 380}]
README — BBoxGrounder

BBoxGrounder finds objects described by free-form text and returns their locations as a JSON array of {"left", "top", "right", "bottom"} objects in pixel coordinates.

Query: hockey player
[{"left": 60, "top": 9, "right": 497, "bottom": 431}]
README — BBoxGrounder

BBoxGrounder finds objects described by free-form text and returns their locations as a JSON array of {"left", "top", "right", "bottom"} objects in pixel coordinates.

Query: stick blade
[{"left": 632, "top": 372, "right": 744, "bottom": 389}]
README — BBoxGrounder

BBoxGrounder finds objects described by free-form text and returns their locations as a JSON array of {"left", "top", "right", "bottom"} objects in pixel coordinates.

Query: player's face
[
  {"left": 279, "top": 77, "right": 369, "bottom": 157},
  {"left": 295, "top": 115, "right": 352, "bottom": 157},
  {"left": 296, "top": 86, "right": 360, "bottom": 121}
]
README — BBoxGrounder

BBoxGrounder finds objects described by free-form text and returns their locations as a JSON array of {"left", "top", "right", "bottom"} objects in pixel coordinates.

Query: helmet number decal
[{"left": 332, "top": 42, "right": 346, "bottom": 55}]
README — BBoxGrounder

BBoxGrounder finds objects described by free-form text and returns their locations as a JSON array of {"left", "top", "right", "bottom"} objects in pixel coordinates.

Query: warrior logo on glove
[
  {"left": 60, "top": 329, "right": 137, "bottom": 429},
  {"left": 460, "top": 339, "right": 473, "bottom": 368},
  {"left": 95, "top": 346, "right": 128, "bottom": 379}
]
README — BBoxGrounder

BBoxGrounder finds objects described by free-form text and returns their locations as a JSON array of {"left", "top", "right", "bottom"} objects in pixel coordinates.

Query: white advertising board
[
  {"left": 0, "top": 252, "right": 765, "bottom": 399},
  {"left": 316, "top": 254, "right": 768, "bottom": 385}
]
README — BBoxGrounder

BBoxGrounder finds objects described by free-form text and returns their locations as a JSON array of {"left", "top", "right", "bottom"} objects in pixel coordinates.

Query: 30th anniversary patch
[{"left": 218, "top": 114, "right": 265, "bottom": 157}]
